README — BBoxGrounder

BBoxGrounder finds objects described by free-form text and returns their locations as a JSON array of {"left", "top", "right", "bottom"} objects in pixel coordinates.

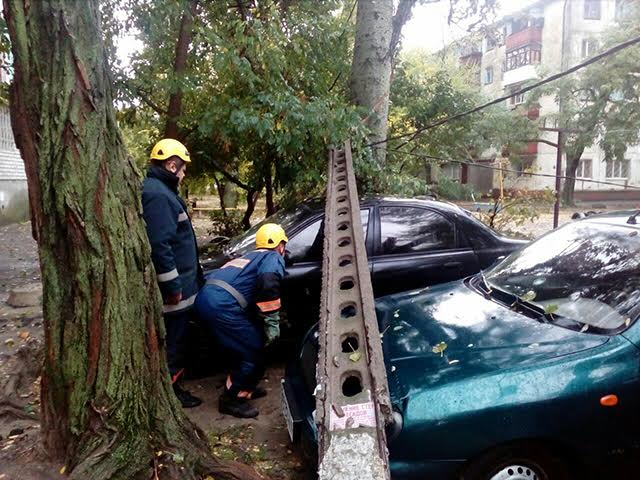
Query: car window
[
  {"left": 288, "top": 210, "right": 370, "bottom": 263},
  {"left": 486, "top": 221, "right": 640, "bottom": 332},
  {"left": 379, "top": 206, "right": 455, "bottom": 255}
]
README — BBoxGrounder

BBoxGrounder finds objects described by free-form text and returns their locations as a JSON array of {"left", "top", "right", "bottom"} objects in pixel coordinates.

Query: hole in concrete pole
[
  {"left": 337, "top": 237, "right": 351, "bottom": 247},
  {"left": 337, "top": 167, "right": 346, "bottom": 173},
  {"left": 337, "top": 175, "right": 346, "bottom": 182},
  {"left": 340, "top": 302, "right": 357, "bottom": 319},
  {"left": 341, "top": 334, "right": 359, "bottom": 353},
  {"left": 337, "top": 222, "right": 349, "bottom": 231},
  {"left": 337, "top": 196, "right": 347, "bottom": 203},
  {"left": 338, "top": 255, "right": 353, "bottom": 267},
  {"left": 337, "top": 184, "right": 347, "bottom": 192},
  {"left": 337, "top": 208, "right": 348, "bottom": 216},
  {"left": 342, "top": 373, "right": 363, "bottom": 397},
  {"left": 340, "top": 277, "right": 355, "bottom": 290}
]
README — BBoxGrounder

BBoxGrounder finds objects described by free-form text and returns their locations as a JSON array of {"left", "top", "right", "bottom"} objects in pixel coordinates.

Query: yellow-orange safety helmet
[
  {"left": 256, "top": 223, "right": 288, "bottom": 249},
  {"left": 149, "top": 138, "right": 191, "bottom": 163}
]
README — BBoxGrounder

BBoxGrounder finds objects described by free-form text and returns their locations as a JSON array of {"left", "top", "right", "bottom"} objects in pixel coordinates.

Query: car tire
[{"left": 460, "top": 443, "right": 570, "bottom": 480}]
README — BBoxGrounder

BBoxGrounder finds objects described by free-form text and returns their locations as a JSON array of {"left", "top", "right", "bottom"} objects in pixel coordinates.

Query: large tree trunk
[
  {"left": 350, "top": 0, "right": 394, "bottom": 165},
  {"left": 563, "top": 143, "right": 586, "bottom": 207},
  {"left": 350, "top": 0, "right": 417, "bottom": 165},
  {"left": 3, "top": 2, "right": 261, "bottom": 479},
  {"left": 164, "top": 0, "right": 198, "bottom": 139}
]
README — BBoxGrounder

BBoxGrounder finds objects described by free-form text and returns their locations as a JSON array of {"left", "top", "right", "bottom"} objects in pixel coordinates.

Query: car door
[
  {"left": 371, "top": 205, "right": 480, "bottom": 297},
  {"left": 282, "top": 209, "right": 372, "bottom": 335}
]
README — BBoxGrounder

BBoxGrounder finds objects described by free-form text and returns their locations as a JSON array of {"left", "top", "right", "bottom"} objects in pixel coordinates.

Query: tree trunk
[
  {"left": 265, "top": 167, "right": 275, "bottom": 217},
  {"left": 212, "top": 172, "right": 227, "bottom": 216},
  {"left": 350, "top": 0, "right": 394, "bottom": 165},
  {"left": 242, "top": 189, "right": 260, "bottom": 230},
  {"left": 164, "top": 0, "right": 198, "bottom": 139},
  {"left": 3, "top": 2, "right": 261, "bottom": 479},
  {"left": 562, "top": 144, "right": 586, "bottom": 207}
]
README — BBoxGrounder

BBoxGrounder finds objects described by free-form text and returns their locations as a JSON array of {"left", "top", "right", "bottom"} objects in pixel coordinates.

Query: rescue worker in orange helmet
[{"left": 194, "top": 223, "right": 288, "bottom": 418}]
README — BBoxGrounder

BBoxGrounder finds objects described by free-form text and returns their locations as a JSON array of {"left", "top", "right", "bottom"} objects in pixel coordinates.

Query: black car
[{"left": 204, "top": 197, "right": 527, "bottom": 335}]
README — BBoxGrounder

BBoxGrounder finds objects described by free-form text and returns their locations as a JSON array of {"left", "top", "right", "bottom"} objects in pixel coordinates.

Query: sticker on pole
[{"left": 329, "top": 401, "right": 377, "bottom": 430}]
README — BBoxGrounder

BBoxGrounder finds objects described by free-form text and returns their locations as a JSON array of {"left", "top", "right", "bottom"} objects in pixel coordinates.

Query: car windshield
[
  {"left": 226, "top": 203, "right": 316, "bottom": 255},
  {"left": 485, "top": 220, "right": 640, "bottom": 332}
]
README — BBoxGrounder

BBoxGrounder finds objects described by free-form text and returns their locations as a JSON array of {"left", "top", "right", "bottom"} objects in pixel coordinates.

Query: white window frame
[
  {"left": 584, "top": 0, "right": 602, "bottom": 20},
  {"left": 484, "top": 66, "right": 494, "bottom": 85},
  {"left": 576, "top": 158, "right": 593, "bottom": 179},
  {"left": 605, "top": 158, "right": 630, "bottom": 179}
]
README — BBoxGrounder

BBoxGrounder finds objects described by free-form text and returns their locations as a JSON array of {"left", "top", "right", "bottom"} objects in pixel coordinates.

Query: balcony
[{"left": 506, "top": 26, "right": 542, "bottom": 51}]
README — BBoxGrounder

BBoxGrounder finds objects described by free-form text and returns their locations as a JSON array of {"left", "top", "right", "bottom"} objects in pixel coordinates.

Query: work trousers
[{"left": 164, "top": 308, "right": 192, "bottom": 380}]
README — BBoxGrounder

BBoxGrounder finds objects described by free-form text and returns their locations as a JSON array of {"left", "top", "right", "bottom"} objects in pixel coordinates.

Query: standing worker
[
  {"left": 194, "top": 224, "right": 287, "bottom": 418},
  {"left": 142, "top": 138, "right": 203, "bottom": 408}
]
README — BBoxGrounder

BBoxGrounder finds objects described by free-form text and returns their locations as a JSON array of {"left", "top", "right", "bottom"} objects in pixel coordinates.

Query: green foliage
[
  {"left": 478, "top": 188, "right": 555, "bottom": 238},
  {"left": 432, "top": 175, "right": 475, "bottom": 201},
  {"left": 111, "top": 0, "right": 364, "bottom": 208},
  {"left": 382, "top": 50, "right": 536, "bottom": 196},
  {"left": 208, "top": 209, "right": 245, "bottom": 239}
]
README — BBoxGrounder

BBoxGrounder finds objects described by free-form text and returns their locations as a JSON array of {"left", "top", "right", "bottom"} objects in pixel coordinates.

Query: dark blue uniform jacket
[{"left": 142, "top": 165, "right": 202, "bottom": 314}]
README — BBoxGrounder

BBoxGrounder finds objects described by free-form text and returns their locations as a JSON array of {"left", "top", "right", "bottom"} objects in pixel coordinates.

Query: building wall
[
  {"left": 0, "top": 106, "right": 29, "bottom": 225},
  {"left": 0, "top": 180, "right": 29, "bottom": 225},
  {"left": 475, "top": 0, "right": 639, "bottom": 198}
]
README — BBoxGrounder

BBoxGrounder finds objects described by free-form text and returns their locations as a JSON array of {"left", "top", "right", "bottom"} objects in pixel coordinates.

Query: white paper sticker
[{"left": 329, "top": 401, "right": 377, "bottom": 430}]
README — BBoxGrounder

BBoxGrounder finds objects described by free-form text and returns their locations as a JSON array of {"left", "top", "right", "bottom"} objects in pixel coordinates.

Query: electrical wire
[
  {"left": 382, "top": 147, "right": 640, "bottom": 190},
  {"left": 366, "top": 33, "right": 640, "bottom": 148}
]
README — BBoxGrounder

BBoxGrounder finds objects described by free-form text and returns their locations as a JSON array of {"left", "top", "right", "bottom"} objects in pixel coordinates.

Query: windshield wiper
[{"left": 627, "top": 210, "right": 640, "bottom": 225}]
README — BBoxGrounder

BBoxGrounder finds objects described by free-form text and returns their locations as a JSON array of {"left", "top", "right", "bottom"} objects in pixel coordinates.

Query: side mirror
[{"left": 284, "top": 249, "right": 293, "bottom": 267}]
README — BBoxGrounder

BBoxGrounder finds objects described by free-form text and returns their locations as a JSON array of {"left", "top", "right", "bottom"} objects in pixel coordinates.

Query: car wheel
[{"left": 461, "top": 444, "right": 570, "bottom": 480}]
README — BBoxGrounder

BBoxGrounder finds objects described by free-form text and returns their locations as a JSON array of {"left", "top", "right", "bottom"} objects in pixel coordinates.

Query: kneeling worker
[{"left": 194, "top": 223, "right": 287, "bottom": 418}]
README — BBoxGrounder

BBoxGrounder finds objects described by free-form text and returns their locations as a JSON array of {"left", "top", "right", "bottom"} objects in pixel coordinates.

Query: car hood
[{"left": 376, "top": 280, "right": 609, "bottom": 398}]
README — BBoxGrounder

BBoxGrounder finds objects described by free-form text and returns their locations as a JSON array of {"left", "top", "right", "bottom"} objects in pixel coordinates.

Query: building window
[
  {"left": 584, "top": 0, "right": 601, "bottom": 19},
  {"left": 510, "top": 89, "right": 526, "bottom": 106},
  {"left": 484, "top": 66, "right": 494, "bottom": 85},
  {"left": 576, "top": 158, "right": 593, "bottom": 178},
  {"left": 606, "top": 158, "right": 629, "bottom": 178},
  {"left": 505, "top": 45, "right": 542, "bottom": 71},
  {"left": 615, "top": 0, "right": 636, "bottom": 19},
  {"left": 486, "top": 36, "right": 497, "bottom": 51},
  {"left": 581, "top": 38, "right": 599, "bottom": 58}
]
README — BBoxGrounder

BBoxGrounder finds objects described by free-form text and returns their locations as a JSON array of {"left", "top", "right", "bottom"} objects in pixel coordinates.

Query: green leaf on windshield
[
  {"left": 521, "top": 290, "right": 537, "bottom": 302},
  {"left": 544, "top": 304, "right": 559, "bottom": 315},
  {"left": 432, "top": 341, "right": 448, "bottom": 357}
]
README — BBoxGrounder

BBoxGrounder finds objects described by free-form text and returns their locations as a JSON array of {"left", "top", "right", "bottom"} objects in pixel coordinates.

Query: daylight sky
[{"left": 402, "top": 0, "right": 542, "bottom": 52}]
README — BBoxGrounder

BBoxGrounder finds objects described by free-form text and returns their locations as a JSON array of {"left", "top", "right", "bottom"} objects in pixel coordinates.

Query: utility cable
[
  {"left": 382, "top": 147, "right": 640, "bottom": 190},
  {"left": 367, "top": 33, "right": 640, "bottom": 148}
]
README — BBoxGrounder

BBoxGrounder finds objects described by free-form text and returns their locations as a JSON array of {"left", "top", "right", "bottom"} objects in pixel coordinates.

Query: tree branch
[{"left": 388, "top": 0, "right": 418, "bottom": 61}]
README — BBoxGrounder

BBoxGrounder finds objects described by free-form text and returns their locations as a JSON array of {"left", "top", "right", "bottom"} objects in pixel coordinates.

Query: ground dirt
[{"left": 0, "top": 201, "right": 634, "bottom": 479}]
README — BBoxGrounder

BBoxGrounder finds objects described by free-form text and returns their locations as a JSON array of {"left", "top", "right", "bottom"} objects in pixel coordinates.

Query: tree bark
[
  {"left": 563, "top": 143, "right": 586, "bottom": 206},
  {"left": 350, "top": 0, "right": 394, "bottom": 165},
  {"left": 265, "top": 166, "right": 275, "bottom": 217},
  {"left": 242, "top": 189, "right": 260, "bottom": 230},
  {"left": 3, "top": 2, "right": 261, "bottom": 479},
  {"left": 164, "top": 0, "right": 198, "bottom": 139}
]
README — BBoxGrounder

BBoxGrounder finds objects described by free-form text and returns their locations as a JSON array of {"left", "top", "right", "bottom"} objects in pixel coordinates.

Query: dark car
[
  {"left": 282, "top": 211, "right": 640, "bottom": 479},
  {"left": 205, "top": 197, "right": 526, "bottom": 335}
]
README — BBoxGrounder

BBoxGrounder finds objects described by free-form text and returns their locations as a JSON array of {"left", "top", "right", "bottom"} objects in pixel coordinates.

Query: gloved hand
[
  {"left": 165, "top": 291, "right": 182, "bottom": 306},
  {"left": 261, "top": 311, "right": 281, "bottom": 346}
]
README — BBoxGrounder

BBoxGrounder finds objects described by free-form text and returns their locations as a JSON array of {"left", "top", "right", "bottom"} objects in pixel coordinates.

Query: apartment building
[{"left": 464, "top": 0, "right": 639, "bottom": 201}]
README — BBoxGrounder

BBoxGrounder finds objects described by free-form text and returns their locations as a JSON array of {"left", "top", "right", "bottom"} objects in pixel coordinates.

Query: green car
[{"left": 282, "top": 211, "right": 640, "bottom": 479}]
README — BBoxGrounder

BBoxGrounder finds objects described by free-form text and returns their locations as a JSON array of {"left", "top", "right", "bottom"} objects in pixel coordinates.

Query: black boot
[
  {"left": 173, "top": 383, "right": 202, "bottom": 408},
  {"left": 249, "top": 386, "right": 267, "bottom": 399},
  {"left": 219, "top": 392, "right": 259, "bottom": 418}
]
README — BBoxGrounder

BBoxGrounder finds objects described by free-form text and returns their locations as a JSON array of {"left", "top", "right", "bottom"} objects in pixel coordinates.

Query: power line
[
  {"left": 382, "top": 147, "right": 640, "bottom": 191},
  {"left": 367, "top": 33, "right": 640, "bottom": 148}
]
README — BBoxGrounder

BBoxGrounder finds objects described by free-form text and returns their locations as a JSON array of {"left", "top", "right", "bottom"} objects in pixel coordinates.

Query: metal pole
[{"left": 553, "top": 130, "right": 563, "bottom": 229}]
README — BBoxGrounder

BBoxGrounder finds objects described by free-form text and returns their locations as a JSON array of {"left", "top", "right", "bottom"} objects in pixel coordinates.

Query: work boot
[
  {"left": 249, "top": 386, "right": 267, "bottom": 400},
  {"left": 173, "top": 383, "right": 202, "bottom": 408},
  {"left": 219, "top": 393, "right": 259, "bottom": 418}
]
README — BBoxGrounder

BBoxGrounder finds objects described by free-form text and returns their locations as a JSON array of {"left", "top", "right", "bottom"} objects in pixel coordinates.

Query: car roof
[
  {"left": 577, "top": 210, "right": 640, "bottom": 229},
  {"left": 299, "top": 196, "right": 465, "bottom": 215}
]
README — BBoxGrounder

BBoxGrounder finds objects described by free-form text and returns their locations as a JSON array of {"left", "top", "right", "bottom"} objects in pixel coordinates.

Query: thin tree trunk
[
  {"left": 164, "top": 0, "right": 198, "bottom": 139},
  {"left": 212, "top": 172, "right": 227, "bottom": 216},
  {"left": 265, "top": 167, "right": 275, "bottom": 216},
  {"left": 242, "top": 189, "right": 260, "bottom": 230},
  {"left": 563, "top": 144, "right": 586, "bottom": 207},
  {"left": 3, "top": 2, "right": 261, "bottom": 479}
]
